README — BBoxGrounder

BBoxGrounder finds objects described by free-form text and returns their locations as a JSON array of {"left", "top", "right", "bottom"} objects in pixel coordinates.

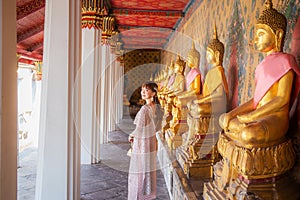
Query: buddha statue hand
[
  {"left": 236, "top": 114, "right": 253, "bottom": 124},
  {"left": 219, "top": 113, "right": 231, "bottom": 131},
  {"left": 174, "top": 96, "right": 182, "bottom": 108}
]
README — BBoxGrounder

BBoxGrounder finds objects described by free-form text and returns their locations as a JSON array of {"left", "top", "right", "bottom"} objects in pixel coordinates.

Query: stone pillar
[
  {"left": 114, "top": 59, "right": 121, "bottom": 124},
  {"left": 81, "top": 28, "right": 102, "bottom": 164},
  {"left": 99, "top": 45, "right": 110, "bottom": 144},
  {"left": 35, "top": 0, "right": 81, "bottom": 199},
  {"left": 0, "top": 0, "right": 17, "bottom": 199},
  {"left": 119, "top": 62, "right": 125, "bottom": 120},
  {"left": 109, "top": 53, "right": 116, "bottom": 131},
  {"left": 116, "top": 60, "right": 124, "bottom": 123}
]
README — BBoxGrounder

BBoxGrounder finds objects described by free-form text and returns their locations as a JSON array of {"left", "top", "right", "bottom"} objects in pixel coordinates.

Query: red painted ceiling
[{"left": 16, "top": 0, "right": 193, "bottom": 63}]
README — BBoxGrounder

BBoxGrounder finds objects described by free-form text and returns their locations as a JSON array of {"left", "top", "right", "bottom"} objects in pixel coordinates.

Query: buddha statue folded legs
[
  {"left": 176, "top": 25, "right": 229, "bottom": 178},
  {"left": 204, "top": 1, "right": 300, "bottom": 199}
]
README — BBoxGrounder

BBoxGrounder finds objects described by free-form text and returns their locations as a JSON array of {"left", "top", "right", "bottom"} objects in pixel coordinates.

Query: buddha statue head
[
  {"left": 168, "top": 59, "right": 175, "bottom": 76},
  {"left": 187, "top": 41, "right": 200, "bottom": 69},
  {"left": 174, "top": 55, "right": 186, "bottom": 75},
  {"left": 207, "top": 24, "right": 224, "bottom": 66},
  {"left": 255, "top": 0, "right": 287, "bottom": 53}
]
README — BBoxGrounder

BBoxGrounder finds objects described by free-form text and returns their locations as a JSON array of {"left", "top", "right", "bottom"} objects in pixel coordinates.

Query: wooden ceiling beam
[
  {"left": 17, "top": 0, "right": 45, "bottom": 20},
  {"left": 118, "top": 25, "right": 175, "bottom": 31},
  {"left": 111, "top": 8, "right": 183, "bottom": 17},
  {"left": 27, "top": 41, "right": 43, "bottom": 52},
  {"left": 17, "top": 23, "right": 44, "bottom": 43}
]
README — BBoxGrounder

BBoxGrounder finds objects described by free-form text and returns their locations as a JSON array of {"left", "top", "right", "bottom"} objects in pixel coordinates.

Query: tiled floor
[{"left": 18, "top": 115, "right": 170, "bottom": 200}]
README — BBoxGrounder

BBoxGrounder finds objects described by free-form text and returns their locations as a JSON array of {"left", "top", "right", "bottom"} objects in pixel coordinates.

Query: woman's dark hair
[
  {"left": 141, "top": 81, "right": 163, "bottom": 131},
  {"left": 141, "top": 81, "right": 160, "bottom": 104}
]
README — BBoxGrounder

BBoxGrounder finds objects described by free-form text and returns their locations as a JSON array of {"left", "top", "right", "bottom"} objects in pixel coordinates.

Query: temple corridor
[{"left": 18, "top": 114, "right": 170, "bottom": 200}]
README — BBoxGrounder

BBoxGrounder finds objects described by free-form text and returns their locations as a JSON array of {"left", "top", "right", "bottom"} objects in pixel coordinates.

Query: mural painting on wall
[
  {"left": 123, "top": 50, "right": 162, "bottom": 117},
  {"left": 167, "top": 0, "right": 300, "bottom": 108}
]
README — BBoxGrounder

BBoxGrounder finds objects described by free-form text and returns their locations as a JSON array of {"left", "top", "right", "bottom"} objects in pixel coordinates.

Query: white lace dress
[{"left": 128, "top": 104, "right": 157, "bottom": 200}]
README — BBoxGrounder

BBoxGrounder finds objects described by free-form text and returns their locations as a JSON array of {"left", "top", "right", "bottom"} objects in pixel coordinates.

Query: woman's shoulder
[{"left": 136, "top": 105, "right": 150, "bottom": 116}]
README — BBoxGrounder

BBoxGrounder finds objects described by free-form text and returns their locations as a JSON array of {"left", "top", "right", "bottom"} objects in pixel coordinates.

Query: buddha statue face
[
  {"left": 254, "top": 24, "right": 283, "bottom": 54},
  {"left": 187, "top": 54, "right": 198, "bottom": 68},
  {"left": 174, "top": 63, "right": 182, "bottom": 73},
  {"left": 206, "top": 47, "right": 219, "bottom": 65},
  {"left": 254, "top": 0, "right": 286, "bottom": 53},
  {"left": 174, "top": 56, "right": 185, "bottom": 74},
  {"left": 186, "top": 42, "right": 200, "bottom": 68},
  {"left": 168, "top": 61, "right": 175, "bottom": 76}
]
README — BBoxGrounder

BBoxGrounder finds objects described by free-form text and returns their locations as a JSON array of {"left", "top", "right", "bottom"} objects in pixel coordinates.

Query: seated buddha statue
[
  {"left": 176, "top": 26, "right": 229, "bottom": 178},
  {"left": 205, "top": 1, "right": 300, "bottom": 198},
  {"left": 170, "top": 42, "right": 202, "bottom": 137},
  {"left": 158, "top": 59, "right": 175, "bottom": 108},
  {"left": 160, "top": 56, "right": 185, "bottom": 134},
  {"left": 173, "top": 42, "right": 201, "bottom": 107},
  {"left": 188, "top": 24, "right": 228, "bottom": 148},
  {"left": 165, "top": 55, "right": 185, "bottom": 97}
]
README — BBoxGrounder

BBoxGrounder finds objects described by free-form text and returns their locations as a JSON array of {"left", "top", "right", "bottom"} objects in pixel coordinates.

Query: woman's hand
[{"left": 128, "top": 134, "right": 134, "bottom": 143}]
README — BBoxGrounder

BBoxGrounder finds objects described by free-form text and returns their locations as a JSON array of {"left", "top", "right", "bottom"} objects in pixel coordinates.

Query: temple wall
[
  {"left": 123, "top": 49, "right": 162, "bottom": 105},
  {"left": 165, "top": 0, "right": 300, "bottom": 107},
  {"left": 162, "top": 0, "right": 300, "bottom": 182}
]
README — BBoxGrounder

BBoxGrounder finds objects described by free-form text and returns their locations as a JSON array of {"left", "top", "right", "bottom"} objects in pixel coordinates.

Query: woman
[{"left": 128, "top": 81, "right": 162, "bottom": 200}]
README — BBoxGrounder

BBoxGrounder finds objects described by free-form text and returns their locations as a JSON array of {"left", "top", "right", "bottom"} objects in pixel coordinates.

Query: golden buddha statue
[
  {"left": 160, "top": 56, "right": 185, "bottom": 135},
  {"left": 188, "top": 24, "right": 228, "bottom": 145},
  {"left": 173, "top": 42, "right": 201, "bottom": 106},
  {"left": 165, "top": 55, "right": 185, "bottom": 96},
  {"left": 204, "top": 1, "right": 300, "bottom": 199},
  {"left": 176, "top": 25, "right": 229, "bottom": 178},
  {"left": 169, "top": 42, "right": 202, "bottom": 141},
  {"left": 158, "top": 59, "right": 175, "bottom": 108}
]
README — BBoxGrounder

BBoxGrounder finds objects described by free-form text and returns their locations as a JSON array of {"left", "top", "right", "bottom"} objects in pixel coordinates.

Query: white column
[
  {"left": 93, "top": 33, "right": 102, "bottom": 161},
  {"left": 118, "top": 62, "right": 124, "bottom": 122},
  {"left": 81, "top": 28, "right": 102, "bottom": 164},
  {"left": 120, "top": 63, "right": 124, "bottom": 120},
  {"left": 99, "top": 45, "right": 108, "bottom": 144},
  {"left": 109, "top": 53, "right": 116, "bottom": 131},
  {"left": 0, "top": 0, "right": 17, "bottom": 199},
  {"left": 35, "top": 0, "right": 81, "bottom": 199},
  {"left": 116, "top": 60, "right": 122, "bottom": 123},
  {"left": 114, "top": 60, "right": 119, "bottom": 124}
]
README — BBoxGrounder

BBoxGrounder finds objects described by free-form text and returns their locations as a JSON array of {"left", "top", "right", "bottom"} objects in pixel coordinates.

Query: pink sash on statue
[
  {"left": 186, "top": 68, "right": 200, "bottom": 88},
  {"left": 253, "top": 52, "right": 299, "bottom": 108},
  {"left": 167, "top": 75, "right": 175, "bottom": 87}
]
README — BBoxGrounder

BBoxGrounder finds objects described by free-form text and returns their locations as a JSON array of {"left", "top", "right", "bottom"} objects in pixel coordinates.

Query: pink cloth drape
[
  {"left": 128, "top": 105, "right": 157, "bottom": 200},
  {"left": 254, "top": 52, "right": 299, "bottom": 108},
  {"left": 185, "top": 68, "right": 200, "bottom": 88},
  {"left": 167, "top": 75, "right": 175, "bottom": 87}
]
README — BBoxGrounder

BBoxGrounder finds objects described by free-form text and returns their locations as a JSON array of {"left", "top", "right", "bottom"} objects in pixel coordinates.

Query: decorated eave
[{"left": 17, "top": 0, "right": 197, "bottom": 64}]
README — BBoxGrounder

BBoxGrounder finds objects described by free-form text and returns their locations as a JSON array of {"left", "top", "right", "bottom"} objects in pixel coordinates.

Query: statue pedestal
[
  {"left": 169, "top": 106, "right": 189, "bottom": 136},
  {"left": 156, "top": 131, "right": 201, "bottom": 199},
  {"left": 165, "top": 129, "right": 183, "bottom": 149},
  {"left": 203, "top": 173, "right": 300, "bottom": 200},
  {"left": 161, "top": 99, "right": 173, "bottom": 134},
  {"left": 161, "top": 112, "right": 172, "bottom": 134},
  {"left": 176, "top": 133, "right": 220, "bottom": 178}
]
